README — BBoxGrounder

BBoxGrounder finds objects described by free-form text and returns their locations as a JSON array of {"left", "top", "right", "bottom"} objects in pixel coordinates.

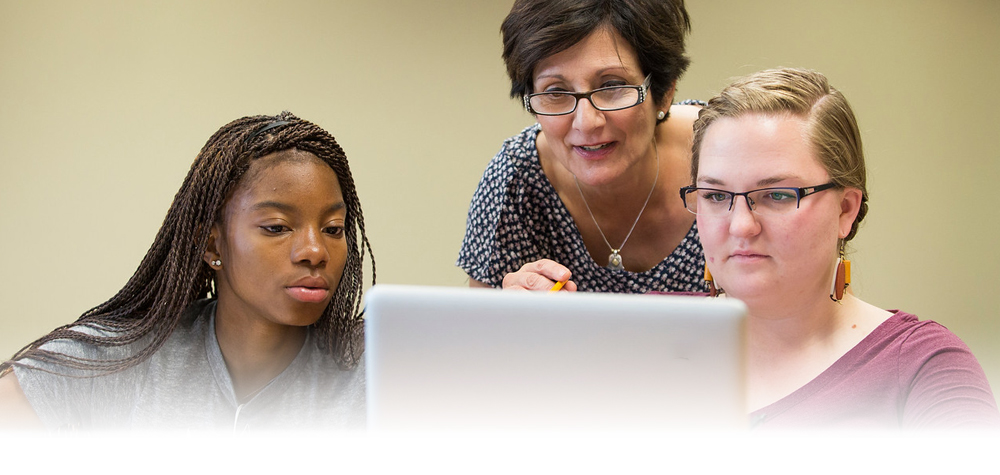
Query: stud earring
[
  {"left": 211, "top": 259, "right": 222, "bottom": 267},
  {"left": 705, "top": 264, "right": 721, "bottom": 297},
  {"left": 657, "top": 110, "right": 666, "bottom": 120},
  {"left": 830, "top": 243, "right": 851, "bottom": 302}
]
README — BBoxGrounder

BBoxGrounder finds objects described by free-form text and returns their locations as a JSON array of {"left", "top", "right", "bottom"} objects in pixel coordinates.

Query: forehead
[
  {"left": 533, "top": 26, "right": 640, "bottom": 80},
  {"left": 229, "top": 150, "right": 343, "bottom": 206},
  {"left": 697, "top": 114, "right": 827, "bottom": 184},
  {"left": 241, "top": 148, "right": 329, "bottom": 182}
]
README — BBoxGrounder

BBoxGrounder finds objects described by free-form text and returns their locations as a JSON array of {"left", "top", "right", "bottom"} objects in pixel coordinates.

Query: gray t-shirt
[{"left": 13, "top": 299, "right": 366, "bottom": 431}]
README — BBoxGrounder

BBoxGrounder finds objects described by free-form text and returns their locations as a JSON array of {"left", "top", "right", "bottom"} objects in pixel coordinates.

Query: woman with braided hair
[{"left": 0, "top": 111, "right": 375, "bottom": 431}]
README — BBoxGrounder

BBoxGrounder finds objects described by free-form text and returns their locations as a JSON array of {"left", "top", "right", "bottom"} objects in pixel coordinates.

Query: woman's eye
[
  {"left": 703, "top": 192, "right": 730, "bottom": 203},
  {"left": 325, "top": 226, "right": 345, "bottom": 238},
  {"left": 261, "top": 225, "right": 288, "bottom": 234},
  {"left": 766, "top": 191, "right": 796, "bottom": 201}
]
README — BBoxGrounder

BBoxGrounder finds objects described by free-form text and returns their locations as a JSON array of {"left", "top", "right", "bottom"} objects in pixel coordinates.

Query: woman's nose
[
  {"left": 571, "top": 97, "right": 606, "bottom": 131},
  {"left": 728, "top": 195, "right": 761, "bottom": 237},
  {"left": 291, "top": 228, "right": 329, "bottom": 267}
]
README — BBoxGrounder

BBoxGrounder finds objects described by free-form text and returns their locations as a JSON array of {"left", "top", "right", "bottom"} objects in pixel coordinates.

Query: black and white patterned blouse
[{"left": 457, "top": 123, "right": 706, "bottom": 293}]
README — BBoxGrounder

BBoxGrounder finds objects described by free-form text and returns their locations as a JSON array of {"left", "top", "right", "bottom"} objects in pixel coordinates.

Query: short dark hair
[{"left": 501, "top": 0, "right": 691, "bottom": 109}]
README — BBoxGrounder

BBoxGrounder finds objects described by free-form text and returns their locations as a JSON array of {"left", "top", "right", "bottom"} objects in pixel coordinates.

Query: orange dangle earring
[
  {"left": 830, "top": 242, "right": 851, "bottom": 302},
  {"left": 705, "top": 264, "right": 721, "bottom": 297}
]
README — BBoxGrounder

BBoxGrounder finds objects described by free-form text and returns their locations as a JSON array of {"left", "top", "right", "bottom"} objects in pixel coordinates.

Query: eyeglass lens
[
  {"left": 530, "top": 87, "right": 641, "bottom": 115},
  {"left": 684, "top": 188, "right": 801, "bottom": 215}
]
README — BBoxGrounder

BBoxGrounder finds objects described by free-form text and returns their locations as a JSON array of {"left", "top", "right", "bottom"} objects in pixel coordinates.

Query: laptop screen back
[{"left": 364, "top": 284, "right": 747, "bottom": 431}]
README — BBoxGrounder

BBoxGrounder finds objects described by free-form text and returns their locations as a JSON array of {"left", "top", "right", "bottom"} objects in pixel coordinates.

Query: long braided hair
[{"left": 0, "top": 111, "right": 375, "bottom": 377}]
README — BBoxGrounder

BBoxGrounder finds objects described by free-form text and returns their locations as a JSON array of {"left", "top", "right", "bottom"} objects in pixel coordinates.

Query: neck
[
  {"left": 743, "top": 295, "right": 851, "bottom": 411},
  {"left": 747, "top": 293, "right": 854, "bottom": 350},
  {"left": 743, "top": 293, "right": 894, "bottom": 411},
  {"left": 574, "top": 145, "right": 658, "bottom": 266},
  {"left": 214, "top": 304, "right": 308, "bottom": 403},
  {"left": 574, "top": 142, "right": 660, "bottom": 231}
]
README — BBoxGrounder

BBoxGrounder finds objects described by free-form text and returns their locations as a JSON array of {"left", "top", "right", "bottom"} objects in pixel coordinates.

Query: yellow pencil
[{"left": 549, "top": 280, "right": 566, "bottom": 293}]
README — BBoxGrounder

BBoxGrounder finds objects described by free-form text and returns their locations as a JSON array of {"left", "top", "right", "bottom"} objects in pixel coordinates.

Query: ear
[
  {"left": 660, "top": 80, "right": 677, "bottom": 109},
  {"left": 838, "top": 187, "right": 863, "bottom": 239},
  {"left": 203, "top": 222, "right": 223, "bottom": 268}
]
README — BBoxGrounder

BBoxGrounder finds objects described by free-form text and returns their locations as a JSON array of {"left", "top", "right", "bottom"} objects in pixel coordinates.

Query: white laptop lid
[{"left": 364, "top": 284, "right": 747, "bottom": 431}]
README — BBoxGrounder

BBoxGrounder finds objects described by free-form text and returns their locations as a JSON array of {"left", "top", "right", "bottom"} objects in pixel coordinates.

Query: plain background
[{"left": 1, "top": 0, "right": 998, "bottom": 406}]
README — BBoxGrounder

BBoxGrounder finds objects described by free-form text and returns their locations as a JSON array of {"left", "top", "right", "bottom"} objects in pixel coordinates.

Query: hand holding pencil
[{"left": 501, "top": 258, "right": 576, "bottom": 292}]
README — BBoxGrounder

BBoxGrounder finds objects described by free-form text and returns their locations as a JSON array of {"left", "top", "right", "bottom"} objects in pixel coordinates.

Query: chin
[
  {"left": 282, "top": 305, "right": 328, "bottom": 327},
  {"left": 575, "top": 165, "right": 626, "bottom": 187},
  {"left": 718, "top": 281, "right": 769, "bottom": 302}
]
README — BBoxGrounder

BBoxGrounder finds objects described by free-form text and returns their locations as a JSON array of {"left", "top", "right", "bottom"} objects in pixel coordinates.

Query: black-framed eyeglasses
[
  {"left": 679, "top": 182, "right": 838, "bottom": 216},
  {"left": 523, "top": 74, "right": 651, "bottom": 116}
]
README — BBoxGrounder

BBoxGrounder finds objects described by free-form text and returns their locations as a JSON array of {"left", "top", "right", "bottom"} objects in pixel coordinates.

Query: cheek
[
  {"left": 327, "top": 240, "right": 349, "bottom": 288},
  {"left": 222, "top": 231, "right": 277, "bottom": 276},
  {"left": 617, "top": 105, "right": 654, "bottom": 134},
  {"left": 332, "top": 240, "right": 348, "bottom": 268},
  {"left": 778, "top": 214, "right": 838, "bottom": 263},
  {"left": 537, "top": 117, "right": 571, "bottom": 146},
  {"left": 696, "top": 216, "right": 726, "bottom": 262}
]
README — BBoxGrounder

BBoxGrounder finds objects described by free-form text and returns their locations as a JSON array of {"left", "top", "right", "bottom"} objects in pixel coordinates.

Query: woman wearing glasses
[
  {"left": 457, "top": 0, "right": 705, "bottom": 292},
  {"left": 685, "top": 67, "right": 999, "bottom": 429}
]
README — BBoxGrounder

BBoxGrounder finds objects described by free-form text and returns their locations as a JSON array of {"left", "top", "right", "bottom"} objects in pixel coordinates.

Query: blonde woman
[{"left": 684, "top": 68, "right": 999, "bottom": 429}]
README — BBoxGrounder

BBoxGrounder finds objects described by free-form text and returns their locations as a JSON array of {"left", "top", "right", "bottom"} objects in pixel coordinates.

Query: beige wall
[{"left": 2, "top": 1, "right": 998, "bottom": 401}]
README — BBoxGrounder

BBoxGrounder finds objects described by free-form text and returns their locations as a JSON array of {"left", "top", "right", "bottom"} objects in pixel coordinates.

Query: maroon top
[{"left": 751, "top": 311, "right": 1000, "bottom": 430}]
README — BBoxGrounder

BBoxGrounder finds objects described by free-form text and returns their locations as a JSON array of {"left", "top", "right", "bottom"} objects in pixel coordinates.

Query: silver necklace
[{"left": 574, "top": 145, "right": 659, "bottom": 271}]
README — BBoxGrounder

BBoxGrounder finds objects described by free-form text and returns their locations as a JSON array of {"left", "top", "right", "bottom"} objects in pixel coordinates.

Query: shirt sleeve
[
  {"left": 898, "top": 321, "right": 1000, "bottom": 430},
  {"left": 456, "top": 138, "right": 544, "bottom": 287},
  {"left": 13, "top": 331, "right": 142, "bottom": 430}
]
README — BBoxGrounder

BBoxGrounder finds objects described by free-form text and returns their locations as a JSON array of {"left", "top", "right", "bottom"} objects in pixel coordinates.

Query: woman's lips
[
  {"left": 728, "top": 251, "right": 769, "bottom": 262},
  {"left": 573, "top": 142, "right": 616, "bottom": 159},
  {"left": 286, "top": 286, "right": 330, "bottom": 303},
  {"left": 286, "top": 276, "right": 330, "bottom": 303}
]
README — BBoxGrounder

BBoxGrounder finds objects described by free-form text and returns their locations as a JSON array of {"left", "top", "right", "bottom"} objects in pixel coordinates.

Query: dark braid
[{"left": 1, "top": 112, "right": 375, "bottom": 377}]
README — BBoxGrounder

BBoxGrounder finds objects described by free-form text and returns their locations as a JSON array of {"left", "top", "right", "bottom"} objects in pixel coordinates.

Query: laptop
[{"left": 364, "top": 284, "right": 747, "bottom": 431}]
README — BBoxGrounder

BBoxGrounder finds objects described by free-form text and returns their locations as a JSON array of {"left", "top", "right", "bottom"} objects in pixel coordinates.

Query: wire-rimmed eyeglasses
[
  {"left": 679, "top": 182, "right": 838, "bottom": 216},
  {"left": 523, "top": 74, "right": 651, "bottom": 116}
]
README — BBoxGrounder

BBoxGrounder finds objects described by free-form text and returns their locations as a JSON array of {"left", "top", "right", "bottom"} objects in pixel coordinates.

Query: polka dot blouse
[{"left": 457, "top": 123, "right": 706, "bottom": 293}]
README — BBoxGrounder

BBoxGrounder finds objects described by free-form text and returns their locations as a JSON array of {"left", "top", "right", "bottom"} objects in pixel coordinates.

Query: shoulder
[
  {"left": 667, "top": 103, "right": 699, "bottom": 124},
  {"left": 880, "top": 311, "right": 1000, "bottom": 428},
  {"left": 669, "top": 100, "right": 703, "bottom": 123},
  {"left": 470, "top": 124, "right": 550, "bottom": 208},
  {"left": 149, "top": 299, "right": 215, "bottom": 361},
  {"left": 0, "top": 371, "right": 43, "bottom": 429},
  {"left": 861, "top": 311, "right": 976, "bottom": 365},
  {"left": 880, "top": 310, "right": 992, "bottom": 383},
  {"left": 499, "top": 123, "right": 541, "bottom": 152},
  {"left": 169, "top": 299, "right": 214, "bottom": 338},
  {"left": 883, "top": 311, "right": 972, "bottom": 352},
  {"left": 18, "top": 324, "right": 127, "bottom": 374},
  {"left": 482, "top": 124, "right": 542, "bottom": 178},
  {"left": 847, "top": 310, "right": 987, "bottom": 389}
]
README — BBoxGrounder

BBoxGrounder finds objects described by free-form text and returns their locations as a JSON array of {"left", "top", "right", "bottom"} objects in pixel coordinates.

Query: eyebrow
[
  {"left": 250, "top": 200, "right": 346, "bottom": 214},
  {"left": 698, "top": 175, "right": 799, "bottom": 188},
  {"left": 534, "top": 66, "right": 636, "bottom": 83}
]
